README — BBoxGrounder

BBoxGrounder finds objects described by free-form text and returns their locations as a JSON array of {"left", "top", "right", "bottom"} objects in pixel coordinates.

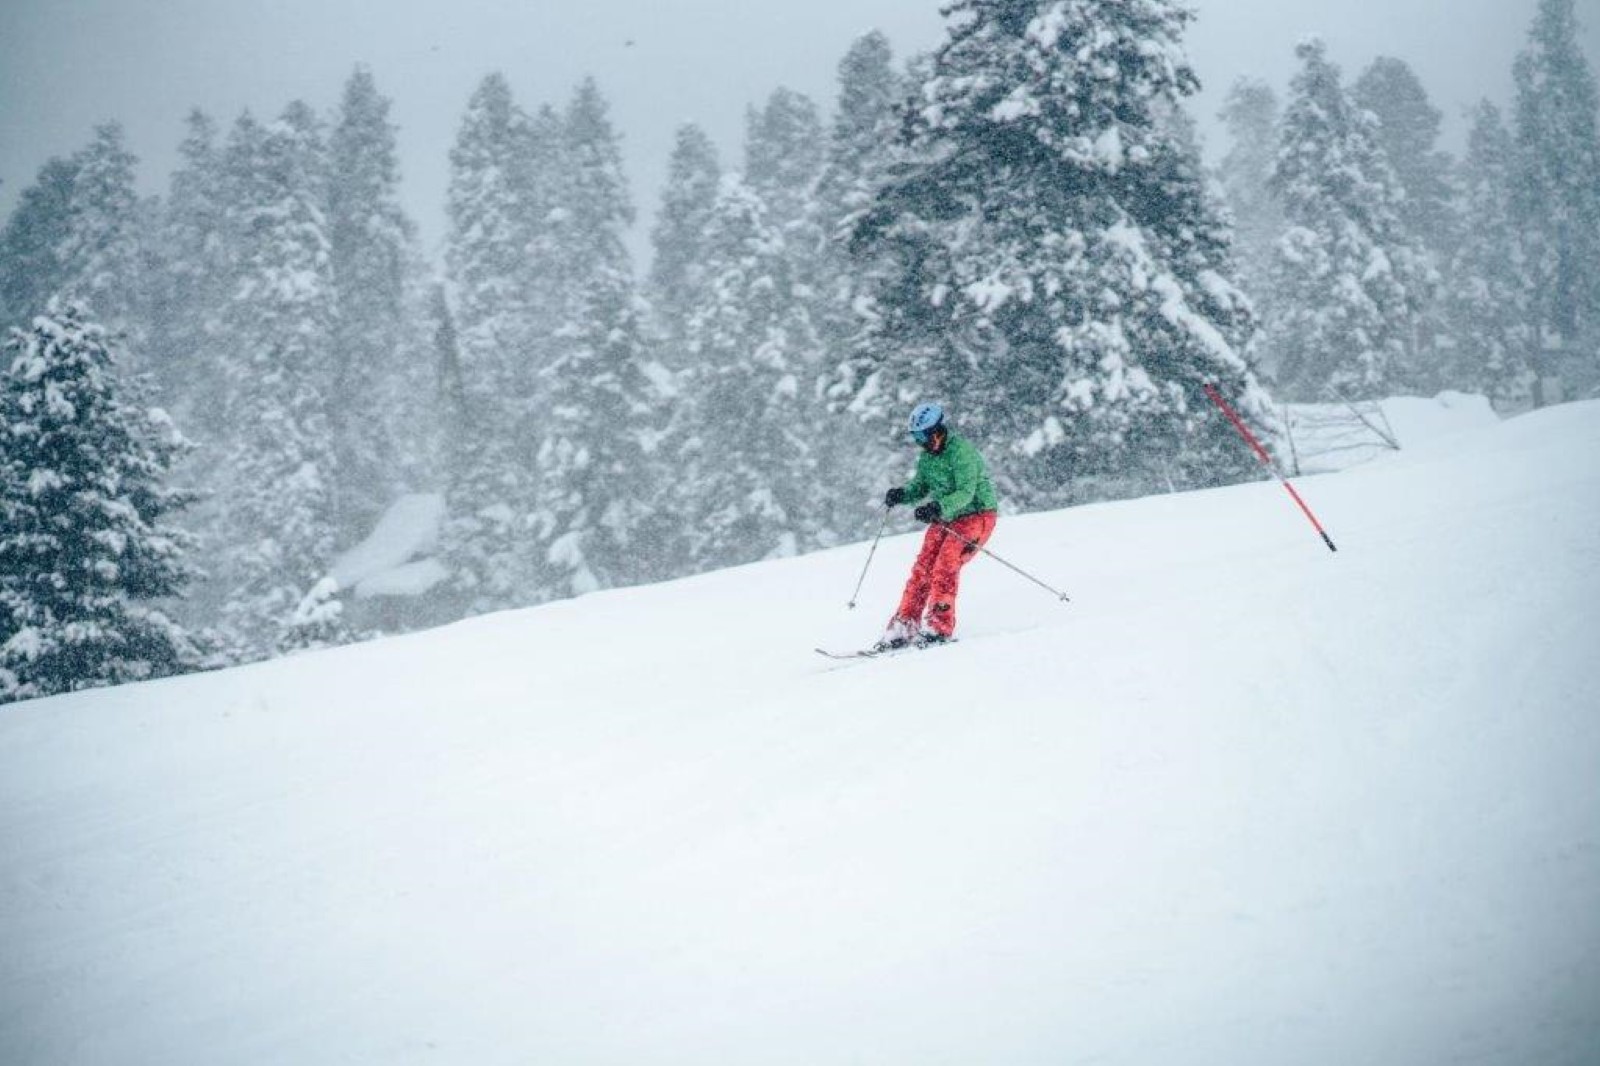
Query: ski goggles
[{"left": 910, "top": 426, "right": 938, "bottom": 445}]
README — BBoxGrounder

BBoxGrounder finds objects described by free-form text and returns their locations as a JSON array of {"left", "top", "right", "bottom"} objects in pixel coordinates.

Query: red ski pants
[{"left": 894, "top": 511, "right": 997, "bottom": 637}]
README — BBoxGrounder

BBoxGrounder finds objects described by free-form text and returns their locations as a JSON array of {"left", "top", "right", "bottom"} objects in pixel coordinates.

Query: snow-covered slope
[
  {"left": 3, "top": 403, "right": 1599, "bottom": 1066},
  {"left": 1280, "top": 390, "right": 1501, "bottom": 473}
]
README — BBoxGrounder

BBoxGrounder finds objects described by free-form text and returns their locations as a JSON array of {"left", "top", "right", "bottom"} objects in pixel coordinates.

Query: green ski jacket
[{"left": 900, "top": 432, "right": 998, "bottom": 520}]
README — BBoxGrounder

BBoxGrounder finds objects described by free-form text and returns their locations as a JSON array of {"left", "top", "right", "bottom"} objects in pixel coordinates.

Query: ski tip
[{"left": 815, "top": 647, "right": 861, "bottom": 660}]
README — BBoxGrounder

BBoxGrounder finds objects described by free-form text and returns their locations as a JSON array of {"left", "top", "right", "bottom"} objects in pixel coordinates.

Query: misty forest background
[{"left": 2, "top": 0, "right": 1598, "bottom": 703}]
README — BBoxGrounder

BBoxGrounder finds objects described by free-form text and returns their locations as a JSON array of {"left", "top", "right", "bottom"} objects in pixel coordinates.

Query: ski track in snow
[{"left": 2, "top": 402, "right": 1599, "bottom": 1064}]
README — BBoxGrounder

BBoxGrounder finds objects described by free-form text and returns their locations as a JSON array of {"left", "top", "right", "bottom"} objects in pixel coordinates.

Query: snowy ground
[
  {"left": 1278, "top": 390, "right": 1501, "bottom": 473},
  {"left": 3, "top": 401, "right": 1598, "bottom": 1065}
]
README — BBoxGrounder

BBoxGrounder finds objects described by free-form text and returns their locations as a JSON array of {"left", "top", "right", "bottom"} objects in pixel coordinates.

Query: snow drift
[
  {"left": 2, "top": 401, "right": 1598, "bottom": 1065},
  {"left": 1278, "top": 390, "right": 1502, "bottom": 473}
]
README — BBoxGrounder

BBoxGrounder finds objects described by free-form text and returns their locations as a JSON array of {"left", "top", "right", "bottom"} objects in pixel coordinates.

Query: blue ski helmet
[{"left": 908, "top": 402, "right": 945, "bottom": 444}]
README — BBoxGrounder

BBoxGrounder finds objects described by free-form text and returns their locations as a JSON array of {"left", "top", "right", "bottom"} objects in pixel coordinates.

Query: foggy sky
[{"left": 3, "top": 0, "right": 1596, "bottom": 261}]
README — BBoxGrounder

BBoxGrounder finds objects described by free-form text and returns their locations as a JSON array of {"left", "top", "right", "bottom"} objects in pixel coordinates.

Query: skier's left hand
[{"left": 914, "top": 500, "right": 942, "bottom": 523}]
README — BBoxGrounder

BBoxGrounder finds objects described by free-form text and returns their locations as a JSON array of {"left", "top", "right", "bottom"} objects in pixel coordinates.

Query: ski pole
[
  {"left": 847, "top": 507, "right": 892, "bottom": 608},
  {"left": 941, "top": 524, "right": 1071, "bottom": 603},
  {"left": 1203, "top": 382, "right": 1337, "bottom": 553}
]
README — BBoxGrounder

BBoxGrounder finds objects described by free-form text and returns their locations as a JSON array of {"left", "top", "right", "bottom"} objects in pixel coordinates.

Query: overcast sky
[{"left": 3, "top": 0, "right": 1596, "bottom": 261}]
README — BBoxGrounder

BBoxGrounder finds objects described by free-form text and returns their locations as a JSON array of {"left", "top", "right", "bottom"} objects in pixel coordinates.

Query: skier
[{"left": 875, "top": 403, "right": 999, "bottom": 651}]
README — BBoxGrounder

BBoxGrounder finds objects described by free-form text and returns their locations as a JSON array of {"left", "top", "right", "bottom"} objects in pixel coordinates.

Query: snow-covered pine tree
[
  {"left": 0, "top": 125, "right": 144, "bottom": 339},
  {"left": 151, "top": 110, "right": 234, "bottom": 438},
  {"left": 810, "top": 31, "right": 909, "bottom": 545},
  {"left": 1216, "top": 78, "right": 1284, "bottom": 316},
  {"left": 328, "top": 67, "right": 422, "bottom": 535},
  {"left": 537, "top": 77, "right": 662, "bottom": 594},
  {"left": 276, "top": 576, "right": 361, "bottom": 656},
  {"left": 1511, "top": 0, "right": 1600, "bottom": 402},
  {"left": 440, "top": 73, "right": 547, "bottom": 611},
  {"left": 1265, "top": 38, "right": 1432, "bottom": 402},
  {"left": 814, "top": 33, "right": 905, "bottom": 366},
  {"left": 0, "top": 304, "right": 201, "bottom": 704},
  {"left": 210, "top": 105, "right": 345, "bottom": 655},
  {"left": 743, "top": 87, "right": 832, "bottom": 404},
  {"left": 1141, "top": 97, "right": 1278, "bottom": 489},
  {"left": 1352, "top": 56, "right": 1457, "bottom": 392},
  {"left": 816, "top": 31, "right": 904, "bottom": 245},
  {"left": 743, "top": 86, "right": 830, "bottom": 332},
  {"left": 1352, "top": 58, "right": 1457, "bottom": 263},
  {"left": 521, "top": 103, "right": 573, "bottom": 325},
  {"left": 1446, "top": 101, "right": 1536, "bottom": 406},
  {"left": 648, "top": 123, "right": 722, "bottom": 367},
  {"left": 744, "top": 88, "right": 827, "bottom": 235},
  {"left": 430, "top": 283, "right": 469, "bottom": 475},
  {"left": 844, "top": 0, "right": 1271, "bottom": 508},
  {"left": 642, "top": 126, "right": 722, "bottom": 577},
  {"left": 49, "top": 124, "right": 146, "bottom": 338},
  {"left": 679, "top": 176, "right": 822, "bottom": 569},
  {"left": 445, "top": 74, "right": 537, "bottom": 387},
  {"left": 0, "top": 157, "right": 79, "bottom": 329},
  {"left": 388, "top": 245, "right": 449, "bottom": 488}
]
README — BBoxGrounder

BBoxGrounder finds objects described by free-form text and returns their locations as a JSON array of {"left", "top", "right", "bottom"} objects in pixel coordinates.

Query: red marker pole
[{"left": 1203, "top": 383, "right": 1337, "bottom": 553}]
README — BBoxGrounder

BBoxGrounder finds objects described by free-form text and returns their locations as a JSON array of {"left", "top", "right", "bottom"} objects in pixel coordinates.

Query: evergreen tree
[
  {"left": 816, "top": 30, "right": 907, "bottom": 361},
  {"left": 1352, "top": 57, "right": 1457, "bottom": 260},
  {"left": 0, "top": 157, "right": 78, "bottom": 329},
  {"left": 441, "top": 74, "right": 546, "bottom": 610},
  {"left": 1512, "top": 0, "right": 1600, "bottom": 401},
  {"left": 51, "top": 124, "right": 145, "bottom": 335},
  {"left": 744, "top": 88, "right": 827, "bottom": 233},
  {"left": 445, "top": 74, "right": 535, "bottom": 376},
  {"left": 1352, "top": 56, "right": 1456, "bottom": 391},
  {"left": 0, "top": 125, "right": 143, "bottom": 336},
  {"left": 743, "top": 87, "right": 831, "bottom": 440},
  {"left": 152, "top": 110, "right": 233, "bottom": 438},
  {"left": 328, "top": 67, "right": 421, "bottom": 534},
  {"left": 538, "top": 77, "right": 661, "bottom": 594},
  {"left": 210, "top": 105, "right": 343, "bottom": 653},
  {"left": 520, "top": 103, "right": 574, "bottom": 337},
  {"left": 845, "top": 0, "right": 1271, "bottom": 508},
  {"left": 644, "top": 127, "right": 721, "bottom": 577},
  {"left": 385, "top": 250, "right": 449, "bottom": 489},
  {"left": 680, "top": 176, "right": 822, "bottom": 568},
  {"left": 430, "top": 282, "right": 469, "bottom": 482},
  {"left": 0, "top": 305, "right": 201, "bottom": 703},
  {"left": 277, "top": 576, "right": 361, "bottom": 655},
  {"left": 1446, "top": 101, "right": 1537, "bottom": 405},
  {"left": 810, "top": 32, "right": 910, "bottom": 546},
  {"left": 1216, "top": 78, "right": 1284, "bottom": 313},
  {"left": 1265, "top": 39, "right": 1432, "bottom": 401},
  {"left": 648, "top": 123, "right": 722, "bottom": 364},
  {"left": 816, "top": 31, "right": 904, "bottom": 242}
]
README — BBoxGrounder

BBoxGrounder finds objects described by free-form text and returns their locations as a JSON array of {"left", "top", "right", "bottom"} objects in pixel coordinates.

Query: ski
[{"left": 814, "top": 639, "right": 956, "bottom": 661}]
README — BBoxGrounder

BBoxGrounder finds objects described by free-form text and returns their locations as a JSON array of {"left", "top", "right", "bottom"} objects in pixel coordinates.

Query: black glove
[
  {"left": 884, "top": 486, "right": 907, "bottom": 507},
  {"left": 914, "top": 500, "right": 942, "bottom": 523}
]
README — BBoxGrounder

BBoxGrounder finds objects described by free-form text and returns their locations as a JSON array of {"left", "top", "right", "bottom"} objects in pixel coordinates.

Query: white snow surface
[
  {"left": 328, "top": 492, "right": 446, "bottom": 597},
  {"left": 352, "top": 558, "right": 450, "bottom": 600},
  {"left": 1373, "top": 391, "right": 1500, "bottom": 449},
  {"left": 1280, "top": 391, "right": 1502, "bottom": 473},
  {"left": 3, "top": 402, "right": 1599, "bottom": 1065}
]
